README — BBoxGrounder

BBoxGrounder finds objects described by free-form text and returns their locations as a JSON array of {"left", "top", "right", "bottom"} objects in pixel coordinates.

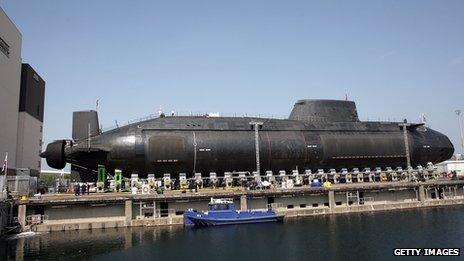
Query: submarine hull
[
  {"left": 66, "top": 118, "right": 453, "bottom": 179},
  {"left": 41, "top": 100, "right": 455, "bottom": 180}
]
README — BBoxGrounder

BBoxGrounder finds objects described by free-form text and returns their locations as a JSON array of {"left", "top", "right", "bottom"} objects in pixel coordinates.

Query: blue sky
[{"left": 1, "top": 0, "right": 463, "bottom": 169}]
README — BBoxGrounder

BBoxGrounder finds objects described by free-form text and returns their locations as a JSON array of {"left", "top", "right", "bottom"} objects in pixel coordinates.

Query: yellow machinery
[
  {"left": 380, "top": 172, "right": 388, "bottom": 182},
  {"left": 323, "top": 180, "right": 332, "bottom": 188}
]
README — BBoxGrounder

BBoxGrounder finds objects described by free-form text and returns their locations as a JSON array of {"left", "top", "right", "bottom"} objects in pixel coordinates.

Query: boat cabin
[{"left": 208, "top": 198, "right": 236, "bottom": 211}]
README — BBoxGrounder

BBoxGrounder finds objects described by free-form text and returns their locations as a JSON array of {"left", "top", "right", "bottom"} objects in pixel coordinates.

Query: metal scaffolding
[{"left": 250, "top": 121, "right": 264, "bottom": 174}]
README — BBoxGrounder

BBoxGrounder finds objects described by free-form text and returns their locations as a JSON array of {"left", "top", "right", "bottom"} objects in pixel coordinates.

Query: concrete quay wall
[{"left": 14, "top": 180, "right": 464, "bottom": 233}]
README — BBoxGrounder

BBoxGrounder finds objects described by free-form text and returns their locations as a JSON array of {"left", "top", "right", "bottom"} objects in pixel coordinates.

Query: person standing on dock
[
  {"left": 81, "top": 183, "right": 87, "bottom": 195},
  {"left": 74, "top": 184, "right": 79, "bottom": 196},
  {"left": 188, "top": 180, "right": 194, "bottom": 192}
]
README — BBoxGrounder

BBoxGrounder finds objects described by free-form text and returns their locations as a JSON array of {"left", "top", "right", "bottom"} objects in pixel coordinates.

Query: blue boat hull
[{"left": 184, "top": 211, "right": 284, "bottom": 227}]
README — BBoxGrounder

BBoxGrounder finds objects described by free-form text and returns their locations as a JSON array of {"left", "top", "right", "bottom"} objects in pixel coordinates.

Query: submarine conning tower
[{"left": 288, "top": 99, "right": 360, "bottom": 122}]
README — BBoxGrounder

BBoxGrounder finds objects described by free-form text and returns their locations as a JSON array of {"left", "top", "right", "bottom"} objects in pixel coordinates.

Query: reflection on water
[{"left": 1, "top": 206, "right": 464, "bottom": 260}]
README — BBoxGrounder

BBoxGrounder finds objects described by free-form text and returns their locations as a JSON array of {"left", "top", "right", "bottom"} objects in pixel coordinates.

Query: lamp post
[{"left": 456, "top": 110, "right": 464, "bottom": 153}]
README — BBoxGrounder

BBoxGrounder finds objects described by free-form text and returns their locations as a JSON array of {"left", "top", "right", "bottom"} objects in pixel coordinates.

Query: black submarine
[{"left": 41, "top": 99, "right": 454, "bottom": 181}]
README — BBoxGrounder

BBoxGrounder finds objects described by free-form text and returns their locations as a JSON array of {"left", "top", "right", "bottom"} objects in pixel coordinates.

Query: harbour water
[{"left": 1, "top": 206, "right": 464, "bottom": 260}]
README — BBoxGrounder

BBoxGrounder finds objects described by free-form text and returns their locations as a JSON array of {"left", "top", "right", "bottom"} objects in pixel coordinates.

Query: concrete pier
[
  {"left": 240, "top": 195, "right": 247, "bottom": 210},
  {"left": 12, "top": 179, "right": 464, "bottom": 233},
  {"left": 418, "top": 185, "right": 426, "bottom": 202},
  {"left": 18, "top": 204, "right": 26, "bottom": 230},
  {"left": 124, "top": 200, "right": 132, "bottom": 226},
  {"left": 328, "top": 190, "right": 335, "bottom": 210}
]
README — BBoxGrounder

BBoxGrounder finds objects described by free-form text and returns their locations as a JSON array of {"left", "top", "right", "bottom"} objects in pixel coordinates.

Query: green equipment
[
  {"left": 97, "top": 165, "right": 106, "bottom": 192},
  {"left": 114, "top": 169, "right": 122, "bottom": 192}
]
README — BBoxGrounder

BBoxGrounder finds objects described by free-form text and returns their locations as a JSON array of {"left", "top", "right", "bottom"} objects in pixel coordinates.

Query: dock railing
[
  {"left": 442, "top": 191, "right": 456, "bottom": 199},
  {"left": 359, "top": 197, "right": 374, "bottom": 205},
  {"left": 138, "top": 200, "right": 178, "bottom": 219},
  {"left": 156, "top": 209, "right": 176, "bottom": 218},
  {"left": 138, "top": 208, "right": 176, "bottom": 219}
]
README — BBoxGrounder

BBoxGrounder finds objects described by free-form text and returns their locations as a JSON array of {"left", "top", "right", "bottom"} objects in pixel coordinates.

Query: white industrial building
[
  {"left": 436, "top": 155, "right": 464, "bottom": 177},
  {"left": 0, "top": 7, "right": 22, "bottom": 174},
  {"left": 0, "top": 7, "right": 45, "bottom": 177}
]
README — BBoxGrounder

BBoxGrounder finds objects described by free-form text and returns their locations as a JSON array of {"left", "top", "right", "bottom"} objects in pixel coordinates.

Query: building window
[
  {"left": 40, "top": 126, "right": 43, "bottom": 133},
  {"left": 33, "top": 73, "right": 39, "bottom": 82},
  {"left": 0, "top": 36, "right": 10, "bottom": 57}
]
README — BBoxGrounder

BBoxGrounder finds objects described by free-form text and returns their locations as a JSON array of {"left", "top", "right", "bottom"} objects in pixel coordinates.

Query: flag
[{"left": 1, "top": 152, "right": 7, "bottom": 175}]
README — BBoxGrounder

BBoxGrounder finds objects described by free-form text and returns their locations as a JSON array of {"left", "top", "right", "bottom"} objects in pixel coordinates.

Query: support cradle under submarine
[{"left": 41, "top": 99, "right": 454, "bottom": 181}]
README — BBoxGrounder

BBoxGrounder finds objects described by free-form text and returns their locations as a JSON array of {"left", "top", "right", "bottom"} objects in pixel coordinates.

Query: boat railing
[{"left": 210, "top": 198, "right": 234, "bottom": 204}]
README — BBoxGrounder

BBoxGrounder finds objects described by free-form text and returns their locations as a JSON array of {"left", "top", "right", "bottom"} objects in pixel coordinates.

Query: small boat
[{"left": 184, "top": 198, "right": 284, "bottom": 227}]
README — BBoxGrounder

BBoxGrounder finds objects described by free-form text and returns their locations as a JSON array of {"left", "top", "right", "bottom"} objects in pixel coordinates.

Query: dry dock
[{"left": 10, "top": 179, "right": 464, "bottom": 233}]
